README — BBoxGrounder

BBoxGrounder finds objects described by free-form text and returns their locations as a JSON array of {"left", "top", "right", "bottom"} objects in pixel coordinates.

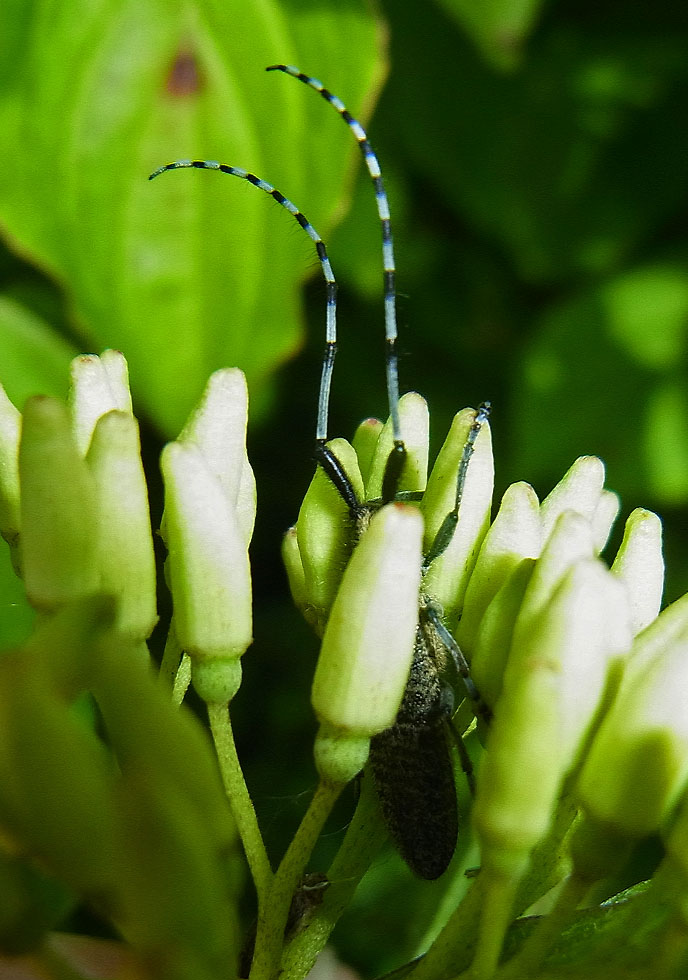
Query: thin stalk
[
  {"left": 249, "top": 781, "right": 342, "bottom": 980},
  {"left": 159, "top": 618, "right": 183, "bottom": 691},
  {"left": 279, "top": 774, "right": 387, "bottom": 980},
  {"left": 207, "top": 701, "right": 273, "bottom": 906},
  {"left": 172, "top": 652, "right": 192, "bottom": 706},
  {"left": 495, "top": 871, "right": 589, "bottom": 979},
  {"left": 465, "top": 870, "right": 519, "bottom": 980},
  {"left": 409, "top": 793, "right": 577, "bottom": 980}
]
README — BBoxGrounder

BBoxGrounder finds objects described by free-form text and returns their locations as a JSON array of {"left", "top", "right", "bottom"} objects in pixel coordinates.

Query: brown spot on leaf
[{"left": 166, "top": 50, "right": 202, "bottom": 96}]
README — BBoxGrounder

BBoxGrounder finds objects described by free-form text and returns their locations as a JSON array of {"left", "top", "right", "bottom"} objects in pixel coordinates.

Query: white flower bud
[
  {"left": 474, "top": 559, "right": 631, "bottom": 881},
  {"left": 457, "top": 481, "right": 542, "bottom": 658},
  {"left": 161, "top": 441, "right": 252, "bottom": 663},
  {"left": 311, "top": 503, "right": 423, "bottom": 737},
  {"left": 577, "top": 620, "right": 688, "bottom": 838},
  {"left": 611, "top": 508, "right": 664, "bottom": 635},
  {"left": 19, "top": 397, "right": 99, "bottom": 611},
  {"left": 86, "top": 411, "right": 157, "bottom": 640},
  {"left": 421, "top": 409, "right": 494, "bottom": 625},
  {"left": 351, "top": 417, "right": 383, "bottom": 488},
  {"left": 365, "top": 392, "right": 429, "bottom": 498},
  {"left": 69, "top": 350, "right": 132, "bottom": 455},
  {"left": 176, "top": 368, "right": 255, "bottom": 548},
  {"left": 296, "top": 438, "right": 363, "bottom": 635},
  {"left": 591, "top": 489, "right": 620, "bottom": 553},
  {"left": 540, "top": 456, "right": 606, "bottom": 543},
  {"left": 511, "top": 510, "right": 594, "bottom": 652}
]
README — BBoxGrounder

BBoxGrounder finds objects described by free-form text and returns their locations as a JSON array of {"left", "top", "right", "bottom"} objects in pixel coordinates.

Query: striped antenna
[
  {"left": 267, "top": 64, "right": 405, "bottom": 495},
  {"left": 149, "top": 159, "right": 337, "bottom": 444}
]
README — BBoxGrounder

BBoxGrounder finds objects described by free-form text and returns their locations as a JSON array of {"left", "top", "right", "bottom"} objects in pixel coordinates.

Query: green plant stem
[
  {"left": 206, "top": 701, "right": 273, "bottom": 906},
  {"left": 159, "top": 618, "right": 183, "bottom": 691},
  {"left": 279, "top": 774, "right": 387, "bottom": 980},
  {"left": 409, "top": 793, "right": 577, "bottom": 980},
  {"left": 496, "top": 871, "right": 589, "bottom": 979},
  {"left": 249, "top": 780, "right": 342, "bottom": 980},
  {"left": 172, "top": 652, "right": 192, "bottom": 705},
  {"left": 465, "top": 870, "right": 519, "bottom": 980}
]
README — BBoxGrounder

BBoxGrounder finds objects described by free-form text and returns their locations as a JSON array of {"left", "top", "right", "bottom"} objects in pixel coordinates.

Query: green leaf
[
  {"left": 432, "top": 0, "right": 547, "bottom": 71},
  {"left": 511, "top": 254, "right": 688, "bottom": 506},
  {"left": 0, "top": 297, "right": 76, "bottom": 408},
  {"left": 0, "top": 0, "right": 384, "bottom": 434},
  {"left": 384, "top": 2, "right": 688, "bottom": 284}
]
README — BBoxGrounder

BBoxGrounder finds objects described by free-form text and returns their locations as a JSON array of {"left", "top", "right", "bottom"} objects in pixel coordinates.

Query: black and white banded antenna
[
  {"left": 267, "top": 64, "right": 406, "bottom": 503},
  {"left": 148, "top": 159, "right": 338, "bottom": 449}
]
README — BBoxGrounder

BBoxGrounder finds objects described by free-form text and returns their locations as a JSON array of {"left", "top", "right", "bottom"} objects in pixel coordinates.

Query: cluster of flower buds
[
  {"left": 283, "top": 392, "right": 493, "bottom": 785},
  {"left": 285, "top": 391, "right": 688, "bottom": 948},
  {"left": 0, "top": 353, "right": 257, "bottom": 709},
  {"left": 0, "top": 351, "right": 157, "bottom": 642}
]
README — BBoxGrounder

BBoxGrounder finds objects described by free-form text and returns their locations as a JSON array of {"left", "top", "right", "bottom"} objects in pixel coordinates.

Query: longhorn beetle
[{"left": 150, "top": 67, "right": 490, "bottom": 879}]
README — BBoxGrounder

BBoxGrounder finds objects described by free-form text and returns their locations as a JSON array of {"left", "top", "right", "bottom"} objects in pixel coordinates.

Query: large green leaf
[
  {"left": 384, "top": 1, "right": 688, "bottom": 285},
  {"left": 432, "top": 0, "right": 547, "bottom": 71},
  {"left": 511, "top": 254, "right": 688, "bottom": 506},
  {"left": 0, "top": 0, "right": 384, "bottom": 434}
]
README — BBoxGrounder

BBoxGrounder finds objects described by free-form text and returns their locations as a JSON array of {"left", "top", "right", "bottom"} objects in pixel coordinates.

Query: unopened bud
[
  {"left": 577, "top": 622, "right": 688, "bottom": 839},
  {"left": 311, "top": 503, "right": 423, "bottom": 782},
  {"left": 68, "top": 350, "right": 132, "bottom": 456},
  {"left": 352, "top": 417, "right": 383, "bottom": 488},
  {"left": 176, "top": 368, "right": 256, "bottom": 547},
  {"left": 591, "top": 489, "right": 620, "bottom": 553},
  {"left": 296, "top": 438, "right": 363, "bottom": 635},
  {"left": 511, "top": 510, "right": 594, "bottom": 651},
  {"left": 470, "top": 558, "right": 536, "bottom": 709},
  {"left": 421, "top": 408, "right": 494, "bottom": 625},
  {"left": 540, "top": 456, "right": 606, "bottom": 543},
  {"left": 19, "top": 397, "right": 99, "bottom": 611},
  {"left": 365, "top": 392, "right": 429, "bottom": 498},
  {"left": 457, "top": 481, "right": 542, "bottom": 658},
  {"left": 611, "top": 508, "right": 664, "bottom": 635},
  {"left": 161, "top": 441, "right": 252, "bottom": 665},
  {"left": 474, "top": 559, "right": 631, "bottom": 881},
  {"left": 86, "top": 411, "right": 157, "bottom": 640}
]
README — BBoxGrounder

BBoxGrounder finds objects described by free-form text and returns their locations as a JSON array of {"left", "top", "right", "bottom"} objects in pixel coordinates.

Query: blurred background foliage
[{"left": 1, "top": 0, "right": 688, "bottom": 974}]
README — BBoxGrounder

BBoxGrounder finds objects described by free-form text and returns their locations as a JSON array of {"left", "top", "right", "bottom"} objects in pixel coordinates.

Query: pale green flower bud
[
  {"left": 577, "top": 621, "right": 688, "bottom": 839},
  {"left": 456, "top": 481, "right": 542, "bottom": 658},
  {"left": 281, "top": 526, "right": 311, "bottom": 625},
  {"left": 86, "top": 411, "right": 157, "bottom": 640},
  {"left": 365, "top": 392, "right": 429, "bottom": 498},
  {"left": 352, "top": 417, "right": 383, "bottom": 487},
  {"left": 470, "top": 558, "right": 536, "bottom": 709},
  {"left": 611, "top": 508, "right": 664, "bottom": 635},
  {"left": 68, "top": 350, "right": 132, "bottom": 455},
  {"left": 624, "top": 591, "right": 688, "bottom": 678},
  {"left": 296, "top": 438, "right": 363, "bottom": 635},
  {"left": 421, "top": 408, "right": 494, "bottom": 625},
  {"left": 19, "top": 397, "right": 99, "bottom": 611},
  {"left": 176, "top": 368, "right": 256, "bottom": 548},
  {"left": 311, "top": 503, "right": 423, "bottom": 783},
  {"left": 591, "top": 489, "right": 621, "bottom": 552},
  {"left": 0, "top": 384, "right": 20, "bottom": 558},
  {"left": 511, "top": 510, "right": 595, "bottom": 651},
  {"left": 474, "top": 558, "right": 631, "bottom": 881},
  {"left": 540, "top": 456, "right": 606, "bottom": 543},
  {"left": 161, "top": 441, "right": 252, "bottom": 664}
]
